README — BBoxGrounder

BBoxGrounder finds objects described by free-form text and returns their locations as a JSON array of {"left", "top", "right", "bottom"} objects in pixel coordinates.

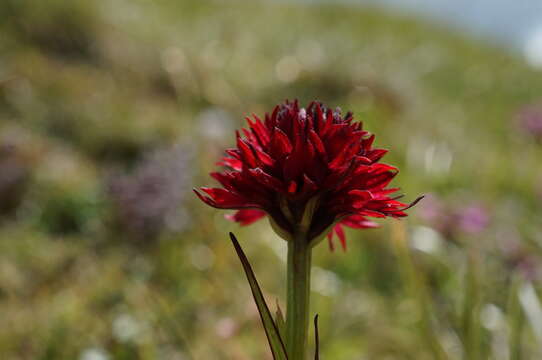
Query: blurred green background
[{"left": 1, "top": 0, "right": 542, "bottom": 359}]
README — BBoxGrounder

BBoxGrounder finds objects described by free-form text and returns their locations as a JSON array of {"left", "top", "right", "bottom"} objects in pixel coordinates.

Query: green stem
[{"left": 286, "top": 232, "right": 312, "bottom": 360}]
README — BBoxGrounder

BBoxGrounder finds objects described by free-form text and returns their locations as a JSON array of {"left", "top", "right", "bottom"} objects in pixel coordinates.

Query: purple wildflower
[
  {"left": 517, "top": 103, "right": 542, "bottom": 141},
  {"left": 108, "top": 145, "right": 192, "bottom": 242}
]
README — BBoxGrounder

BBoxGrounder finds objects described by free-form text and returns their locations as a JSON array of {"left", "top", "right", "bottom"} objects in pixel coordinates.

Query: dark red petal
[
  {"left": 248, "top": 168, "right": 284, "bottom": 192},
  {"left": 225, "top": 209, "right": 267, "bottom": 225},
  {"left": 218, "top": 157, "right": 243, "bottom": 170},
  {"left": 364, "top": 170, "right": 397, "bottom": 190},
  {"left": 198, "top": 187, "right": 257, "bottom": 209},
  {"left": 304, "top": 138, "right": 316, "bottom": 169},
  {"left": 242, "top": 128, "right": 255, "bottom": 143},
  {"left": 341, "top": 215, "right": 378, "bottom": 229},
  {"left": 362, "top": 134, "right": 375, "bottom": 150},
  {"left": 309, "top": 130, "right": 327, "bottom": 161},
  {"left": 269, "top": 105, "right": 281, "bottom": 130},
  {"left": 327, "top": 231, "right": 335, "bottom": 251},
  {"left": 248, "top": 115, "right": 271, "bottom": 146},
  {"left": 329, "top": 132, "right": 362, "bottom": 169},
  {"left": 237, "top": 136, "right": 257, "bottom": 168},
  {"left": 359, "top": 209, "right": 387, "bottom": 218},
  {"left": 287, "top": 180, "right": 297, "bottom": 194},
  {"left": 355, "top": 156, "right": 372, "bottom": 165},
  {"left": 225, "top": 149, "right": 241, "bottom": 159},
  {"left": 320, "top": 108, "right": 334, "bottom": 137},
  {"left": 334, "top": 224, "right": 347, "bottom": 251},
  {"left": 349, "top": 190, "right": 374, "bottom": 208},
  {"left": 328, "top": 142, "right": 354, "bottom": 170},
  {"left": 194, "top": 188, "right": 217, "bottom": 207},
  {"left": 210, "top": 171, "right": 234, "bottom": 188},
  {"left": 299, "top": 174, "right": 318, "bottom": 197},
  {"left": 270, "top": 127, "right": 293, "bottom": 157},
  {"left": 370, "top": 163, "right": 398, "bottom": 173},
  {"left": 366, "top": 148, "right": 388, "bottom": 162},
  {"left": 254, "top": 148, "right": 275, "bottom": 167},
  {"left": 397, "top": 195, "right": 425, "bottom": 211},
  {"left": 283, "top": 133, "right": 306, "bottom": 182}
]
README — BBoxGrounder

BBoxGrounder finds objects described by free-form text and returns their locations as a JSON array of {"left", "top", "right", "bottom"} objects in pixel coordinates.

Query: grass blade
[
  {"left": 275, "top": 299, "right": 286, "bottom": 344},
  {"left": 229, "top": 232, "right": 288, "bottom": 360},
  {"left": 391, "top": 222, "right": 449, "bottom": 360},
  {"left": 508, "top": 277, "right": 525, "bottom": 360},
  {"left": 518, "top": 281, "right": 542, "bottom": 344},
  {"left": 461, "top": 250, "right": 482, "bottom": 360},
  {"left": 314, "top": 314, "right": 320, "bottom": 360}
]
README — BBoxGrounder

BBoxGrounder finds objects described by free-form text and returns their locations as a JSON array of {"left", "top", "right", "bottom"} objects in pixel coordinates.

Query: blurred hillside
[{"left": 1, "top": 0, "right": 542, "bottom": 359}]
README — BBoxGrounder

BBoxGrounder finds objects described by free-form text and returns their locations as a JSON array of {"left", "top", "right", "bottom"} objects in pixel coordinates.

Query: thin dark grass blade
[
  {"left": 314, "top": 314, "right": 320, "bottom": 360},
  {"left": 229, "top": 232, "right": 288, "bottom": 360},
  {"left": 275, "top": 299, "right": 286, "bottom": 343}
]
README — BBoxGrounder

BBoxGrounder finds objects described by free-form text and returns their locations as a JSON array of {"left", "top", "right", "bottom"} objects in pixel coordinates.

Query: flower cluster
[
  {"left": 195, "top": 100, "right": 418, "bottom": 250},
  {"left": 109, "top": 145, "right": 192, "bottom": 241},
  {"left": 418, "top": 194, "right": 489, "bottom": 240},
  {"left": 517, "top": 103, "right": 542, "bottom": 141}
]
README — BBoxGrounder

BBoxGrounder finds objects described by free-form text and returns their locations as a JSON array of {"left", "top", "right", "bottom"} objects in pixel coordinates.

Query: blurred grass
[{"left": 1, "top": 0, "right": 542, "bottom": 359}]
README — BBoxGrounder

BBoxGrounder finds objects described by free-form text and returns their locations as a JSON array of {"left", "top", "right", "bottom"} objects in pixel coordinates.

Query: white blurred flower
[
  {"left": 407, "top": 137, "right": 453, "bottom": 176},
  {"left": 276, "top": 56, "right": 301, "bottom": 83},
  {"left": 410, "top": 226, "right": 444, "bottom": 254},
  {"left": 312, "top": 266, "right": 341, "bottom": 297},
  {"left": 112, "top": 313, "right": 142, "bottom": 343},
  {"left": 196, "top": 108, "right": 234, "bottom": 140},
  {"left": 79, "top": 347, "right": 110, "bottom": 360},
  {"left": 215, "top": 317, "right": 238, "bottom": 338},
  {"left": 480, "top": 303, "right": 503, "bottom": 330}
]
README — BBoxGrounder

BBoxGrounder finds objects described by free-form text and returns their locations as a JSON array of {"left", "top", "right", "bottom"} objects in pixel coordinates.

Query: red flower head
[{"left": 195, "top": 100, "right": 421, "bottom": 250}]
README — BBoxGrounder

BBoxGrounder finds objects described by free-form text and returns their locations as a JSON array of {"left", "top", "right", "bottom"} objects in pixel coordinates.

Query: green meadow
[{"left": 1, "top": 0, "right": 542, "bottom": 358}]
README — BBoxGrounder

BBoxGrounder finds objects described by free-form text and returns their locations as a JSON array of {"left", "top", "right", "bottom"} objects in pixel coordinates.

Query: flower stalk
[{"left": 286, "top": 231, "right": 312, "bottom": 360}]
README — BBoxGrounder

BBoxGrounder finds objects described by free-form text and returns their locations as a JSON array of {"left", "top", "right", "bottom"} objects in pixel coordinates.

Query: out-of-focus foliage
[{"left": 1, "top": 0, "right": 542, "bottom": 359}]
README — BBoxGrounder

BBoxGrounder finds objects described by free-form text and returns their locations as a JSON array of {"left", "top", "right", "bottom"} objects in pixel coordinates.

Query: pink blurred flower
[
  {"left": 457, "top": 205, "right": 490, "bottom": 234},
  {"left": 418, "top": 195, "right": 489, "bottom": 238},
  {"left": 498, "top": 229, "right": 541, "bottom": 281},
  {"left": 516, "top": 103, "right": 542, "bottom": 141}
]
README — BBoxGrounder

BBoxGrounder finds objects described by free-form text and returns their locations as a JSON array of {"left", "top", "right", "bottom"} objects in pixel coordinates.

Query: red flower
[{"left": 195, "top": 100, "right": 420, "bottom": 250}]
